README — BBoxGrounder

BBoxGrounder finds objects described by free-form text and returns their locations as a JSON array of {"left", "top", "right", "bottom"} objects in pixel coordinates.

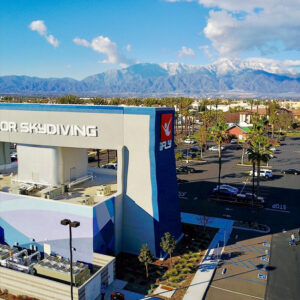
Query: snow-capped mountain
[{"left": 1, "top": 59, "right": 300, "bottom": 97}]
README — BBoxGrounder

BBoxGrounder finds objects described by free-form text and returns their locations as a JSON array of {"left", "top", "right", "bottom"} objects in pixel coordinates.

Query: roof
[
  {"left": 226, "top": 125, "right": 250, "bottom": 133},
  {"left": 243, "top": 108, "right": 267, "bottom": 115}
]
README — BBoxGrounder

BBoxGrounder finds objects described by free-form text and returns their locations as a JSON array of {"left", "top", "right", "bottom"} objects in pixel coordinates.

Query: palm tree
[
  {"left": 248, "top": 124, "right": 272, "bottom": 197},
  {"left": 249, "top": 99, "right": 255, "bottom": 112},
  {"left": 255, "top": 100, "right": 261, "bottom": 113},
  {"left": 211, "top": 118, "right": 228, "bottom": 188}
]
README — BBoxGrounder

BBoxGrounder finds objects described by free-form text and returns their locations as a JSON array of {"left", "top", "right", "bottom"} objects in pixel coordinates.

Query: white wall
[
  {"left": 0, "top": 142, "right": 10, "bottom": 165},
  {"left": 17, "top": 144, "right": 60, "bottom": 185},
  {"left": 121, "top": 114, "right": 156, "bottom": 255},
  {"left": 17, "top": 145, "right": 88, "bottom": 185}
]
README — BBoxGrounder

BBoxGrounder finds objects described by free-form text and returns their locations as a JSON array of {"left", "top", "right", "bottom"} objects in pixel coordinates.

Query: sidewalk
[{"left": 181, "top": 213, "right": 233, "bottom": 300}]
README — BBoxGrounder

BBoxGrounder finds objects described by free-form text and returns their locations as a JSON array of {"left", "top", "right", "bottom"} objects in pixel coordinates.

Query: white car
[
  {"left": 213, "top": 184, "right": 239, "bottom": 196},
  {"left": 183, "top": 138, "right": 196, "bottom": 144},
  {"left": 209, "top": 146, "right": 224, "bottom": 151},
  {"left": 230, "top": 139, "right": 238, "bottom": 144},
  {"left": 270, "top": 147, "right": 277, "bottom": 152},
  {"left": 249, "top": 169, "right": 272, "bottom": 179}
]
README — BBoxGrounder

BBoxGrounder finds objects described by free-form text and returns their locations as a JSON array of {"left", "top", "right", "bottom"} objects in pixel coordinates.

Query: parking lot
[
  {"left": 177, "top": 137, "right": 300, "bottom": 232},
  {"left": 206, "top": 231, "right": 272, "bottom": 300},
  {"left": 176, "top": 137, "right": 300, "bottom": 300}
]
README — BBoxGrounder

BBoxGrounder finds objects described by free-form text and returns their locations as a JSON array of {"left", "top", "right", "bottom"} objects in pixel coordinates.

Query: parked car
[
  {"left": 213, "top": 184, "right": 239, "bottom": 196},
  {"left": 190, "top": 145, "right": 202, "bottom": 152},
  {"left": 237, "top": 193, "right": 264, "bottom": 203},
  {"left": 177, "top": 178, "right": 188, "bottom": 184},
  {"left": 270, "top": 147, "right": 277, "bottom": 152},
  {"left": 209, "top": 146, "right": 224, "bottom": 151},
  {"left": 230, "top": 139, "right": 238, "bottom": 144},
  {"left": 103, "top": 162, "right": 118, "bottom": 170},
  {"left": 249, "top": 169, "right": 272, "bottom": 179},
  {"left": 183, "top": 138, "right": 196, "bottom": 144},
  {"left": 281, "top": 169, "right": 300, "bottom": 175},
  {"left": 183, "top": 152, "right": 196, "bottom": 159},
  {"left": 10, "top": 152, "right": 17, "bottom": 162},
  {"left": 176, "top": 166, "right": 196, "bottom": 174}
]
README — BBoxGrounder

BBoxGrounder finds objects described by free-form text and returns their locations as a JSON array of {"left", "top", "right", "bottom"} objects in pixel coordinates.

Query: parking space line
[
  {"left": 240, "top": 244, "right": 255, "bottom": 252},
  {"left": 215, "top": 272, "right": 267, "bottom": 286},
  {"left": 248, "top": 245, "right": 265, "bottom": 255},
  {"left": 236, "top": 258, "right": 252, "bottom": 269},
  {"left": 210, "top": 285, "right": 265, "bottom": 299}
]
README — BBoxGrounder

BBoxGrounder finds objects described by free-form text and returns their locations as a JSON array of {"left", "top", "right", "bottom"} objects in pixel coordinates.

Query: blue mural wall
[{"left": 0, "top": 192, "right": 114, "bottom": 263}]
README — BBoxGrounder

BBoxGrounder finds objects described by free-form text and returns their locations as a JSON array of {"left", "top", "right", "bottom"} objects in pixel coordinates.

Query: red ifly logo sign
[{"left": 160, "top": 114, "right": 173, "bottom": 151}]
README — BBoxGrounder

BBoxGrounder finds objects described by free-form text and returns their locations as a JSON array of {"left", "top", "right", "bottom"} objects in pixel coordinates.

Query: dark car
[
  {"left": 281, "top": 169, "right": 300, "bottom": 175},
  {"left": 183, "top": 152, "right": 196, "bottom": 159},
  {"left": 176, "top": 166, "right": 196, "bottom": 174},
  {"left": 177, "top": 178, "right": 188, "bottom": 184},
  {"left": 111, "top": 292, "right": 125, "bottom": 300}
]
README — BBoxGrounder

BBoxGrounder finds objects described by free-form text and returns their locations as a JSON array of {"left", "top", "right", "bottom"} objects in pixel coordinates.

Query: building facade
[{"left": 0, "top": 104, "right": 182, "bottom": 263}]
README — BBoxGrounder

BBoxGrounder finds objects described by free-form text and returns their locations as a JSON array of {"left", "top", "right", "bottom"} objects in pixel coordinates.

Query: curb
[
  {"left": 233, "top": 225, "right": 270, "bottom": 234},
  {"left": 237, "top": 163, "right": 272, "bottom": 168}
]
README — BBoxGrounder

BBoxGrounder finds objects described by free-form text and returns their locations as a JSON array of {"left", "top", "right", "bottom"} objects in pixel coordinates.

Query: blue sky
[{"left": 1, "top": 0, "right": 300, "bottom": 79}]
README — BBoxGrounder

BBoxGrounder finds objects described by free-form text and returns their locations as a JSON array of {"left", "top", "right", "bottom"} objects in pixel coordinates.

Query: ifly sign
[{"left": 160, "top": 114, "right": 173, "bottom": 151}]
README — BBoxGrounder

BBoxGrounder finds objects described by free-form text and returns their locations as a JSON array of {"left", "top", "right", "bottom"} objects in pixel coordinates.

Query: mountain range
[{"left": 1, "top": 59, "right": 300, "bottom": 98}]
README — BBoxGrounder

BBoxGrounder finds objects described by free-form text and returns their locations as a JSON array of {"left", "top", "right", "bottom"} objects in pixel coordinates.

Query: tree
[
  {"left": 248, "top": 123, "right": 272, "bottom": 197},
  {"left": 194, "top": 126, "right": 207, "bottom": 159},
  {"left": 160, "top": 232, "right": 176, "bottom": 268},
  {"left": 197, "top": 215, "right": 211, "bottom": 233},
  {"left": 269, "top": 113, "right": 277, "bottom": 138},
  {"left": 210, "top": 116, "right": 228, "bottom": 188},
  {"left": 138, "top": 244, "right": 154, "bottom": 279},
  {"left": 56, "top": 94, "right": 84, "bottom": 104},
  {"left": 249, "top": 99, "right": 255, "bottom": 111}
]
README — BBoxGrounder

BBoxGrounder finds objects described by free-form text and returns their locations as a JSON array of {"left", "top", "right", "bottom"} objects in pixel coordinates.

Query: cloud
[
  {"left": 73, "top": 35, "right": 135, "bottom": 66},
  {"left": 199, "top": 0, "right": 300, "bottom": 56},
  {"left": 210, "top": 57, "right": 300, "bottom": 75},
  {"left": 178, "top": 46, "right": 196, "bottom": 59},
  {"left": 29, "top": 20, "right": 59, "bottom": 48},
  {"left": 165, "top": 0, "right": 195, "bottom": 2},
  {"left": 199, "top": 45, "right": 213, "bottom": 58},
  {"left": 125, "top": 44, "right": 131, "bottom": 51},
  {"left": 73, "top": 37, "right": 90, "bottom": 47}
]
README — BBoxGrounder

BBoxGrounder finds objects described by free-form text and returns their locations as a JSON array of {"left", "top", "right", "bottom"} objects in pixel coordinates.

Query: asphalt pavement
[
  {"left": 265, "top": 230, "right": 300, "bottom": 300},
  {"left": 176, "top": 137, "right": 300, "bottom": 299}
]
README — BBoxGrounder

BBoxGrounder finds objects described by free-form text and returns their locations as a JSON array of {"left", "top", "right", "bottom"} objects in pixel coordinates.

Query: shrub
[
  {"left": 178, "top": 258, "right": 187, "bottom": 264},
  {"left": 182, "top": 254, "right": 190, "bottom": 259},
  {"left": 186, "top": 263, "right": 194, "bottom": 269},
  {"left": 168, "top": 269, "right": 178, "bottom": 276},
  {"left": 181, "top": 267, "right": 191, "bottom": 274},
  {"left": 188, "top": 258, "right": 197, "bottom": 263},
  {"left": 177, "top": 274, "right": 186, "bottom": 281},
  {"left": 168, "top": 276, "right": 179, "bottom": 283}
]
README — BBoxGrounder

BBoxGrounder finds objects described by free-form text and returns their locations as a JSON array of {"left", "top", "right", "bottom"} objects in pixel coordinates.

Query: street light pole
[
  {"left": 69, "top": 222, "right": 74, "bottom": 300},
  {"left": 61, "top": 219, "right": 80, "bottom": 300}
]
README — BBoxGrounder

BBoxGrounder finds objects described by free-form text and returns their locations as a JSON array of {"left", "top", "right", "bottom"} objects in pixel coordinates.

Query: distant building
[{"left": 226, "top": 125, "right": 250, "bottom": 140}]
